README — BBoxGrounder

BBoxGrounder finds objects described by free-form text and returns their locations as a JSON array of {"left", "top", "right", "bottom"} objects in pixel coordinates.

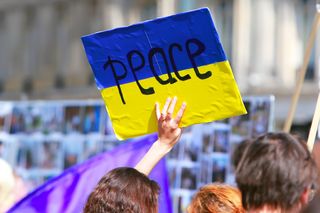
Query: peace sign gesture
[
  {"left": 156, "top": 97, "right": 187, "bottom": 152},
  {"left": 135, "top": 97, "right": 186, "bottom": 176}
]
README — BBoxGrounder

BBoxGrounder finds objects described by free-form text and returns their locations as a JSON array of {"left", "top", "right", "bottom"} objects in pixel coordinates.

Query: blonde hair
[
  {"left": 0, "top": 159, "right": 15, "bottom": 213},
  {"left": 188, "top": 184, "right": 244, "bottom": 213}
]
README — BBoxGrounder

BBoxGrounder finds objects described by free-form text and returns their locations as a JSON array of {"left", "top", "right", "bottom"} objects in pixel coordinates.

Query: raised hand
[
  {"left": 155, "top": 97, "right": 186, "bottom": 151},
  {"left": 135, "top": 97, "right": 186, "bottom": 176}
]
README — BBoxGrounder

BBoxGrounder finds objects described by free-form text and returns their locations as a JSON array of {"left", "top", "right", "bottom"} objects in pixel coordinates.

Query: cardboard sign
[{"left": 82, "top": 8, "right": 247, "bottom": 140}]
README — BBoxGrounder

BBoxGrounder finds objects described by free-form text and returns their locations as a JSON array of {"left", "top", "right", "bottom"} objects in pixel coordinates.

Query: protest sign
[{"left": 82, "top": 8, "right": 246, "bottom": 139}]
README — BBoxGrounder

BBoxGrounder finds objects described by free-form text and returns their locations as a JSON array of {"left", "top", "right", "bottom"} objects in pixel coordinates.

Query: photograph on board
[
  {"left": 39, "top": 140, "right": 63, "bottom": 170},
  {"left": 10, "top": 106, "right": 26, "bottom": 134},
  {"left": 40, "top": 105, "right": 64, "bottom": 134},
  {"left": 16, "top": 138, "right": 38, "bottom": 169},
  {"left": 229, "top": 101, "right": 252, "bottom": 137},
  {"left": 251, "top": 99, "right": 271, "bottom": 137},
  {"left": 181, "top": 137, "right": 200, "bottom": 162},
  {"left": 172, "top": 193, "right": 193, "bottom": 213},
  {"left": 168, "top": 140, "right": 182, "bottom": 160},
  {"left": 83, "top": 105, "right": 102, "bottom": 134},
  {"left": 180, "top": 166, "right": 198, "bottom": 190},
  {"left": 23, "top": 106, "right": 42, "bottom": 133},
  {"left": 0, "top": 103, "right": 12, "bottom": 132},
  {"left": 200, "top": 158, "right": 210, "bottom": 184},
  {"left": 101, "top": 108, "right": 114, "bottom": 135},
  {"left": 101, "top": 137, "right": 118, "bottom": 153},
  {"left": 63, "top": 135, "right": 83, "bottom": 169},
  {"left": 83, "top": 137, "right": 102, "bottom": 159},
  {"left": 0, "top": 115, "right": 6, "bottom": 132},
  {"left": 202, "top": 133, "right": 212, "bottom": 154},
  {"left": 168, "top": 166, "right": 178, "bottom": 188},
  {"left": 213, "top": 128, "right": 230, "bottom": 153},
  {"left": 211, "top": 154, "right": 228, "bottom": 183},
  {"left": 64, "top": 106, "right": 83, "bottom": 134}
]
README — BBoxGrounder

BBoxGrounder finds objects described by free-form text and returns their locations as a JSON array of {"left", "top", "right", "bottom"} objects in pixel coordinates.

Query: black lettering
[
  {"left": 127, "top": 50, "right": 155, "bottom": 95},
  {"left": 169, "top": 43, "right": 191, "bottom": 81},
  {"left": 148, "top": 47, "right": 177, "bottom": 85},
  {"left": 186, "top": 38, "right": 212, "bottom": 79},
  {"left": 103, "top": 56, "right": 127, "bottom": 104}
]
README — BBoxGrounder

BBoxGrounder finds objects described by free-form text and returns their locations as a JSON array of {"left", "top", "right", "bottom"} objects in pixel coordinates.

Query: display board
[{"left": 0, "top": 100, "right": 117, "bottom": 188}]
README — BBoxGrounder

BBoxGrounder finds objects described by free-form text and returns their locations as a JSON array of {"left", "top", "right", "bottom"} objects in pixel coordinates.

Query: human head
[
  {"left": 188, "top": 184, "right": 244, "bottom": 213},
  {"left": 232, "top": 139, "right": 252, "bottom": 169},
  {"left": 236, "top": 132, "right": 318, "bottom": 212},
  {"left": 84, "top": 167, "right": 160, "bottom": 213}
]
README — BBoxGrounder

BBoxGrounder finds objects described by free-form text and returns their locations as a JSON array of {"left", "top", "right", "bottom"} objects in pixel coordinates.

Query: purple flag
[{"left": 8, "top": 134, "right": 172, "bottom": 213}]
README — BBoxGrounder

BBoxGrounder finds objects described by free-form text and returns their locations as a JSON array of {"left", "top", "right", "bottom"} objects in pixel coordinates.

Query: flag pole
[
  {"left": 307, "top": 92, "right": 320, "bottom": 152},
  {"left": 283, "top": 13, "right": 320, "bottom": 132}
]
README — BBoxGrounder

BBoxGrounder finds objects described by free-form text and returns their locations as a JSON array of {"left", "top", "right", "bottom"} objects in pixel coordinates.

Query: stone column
[
  {"left": 274, "top": 0, "right": 301, "bottom": 90},
  {"left": 4, "top": 8, "right": 25, "bottom": 93},
  {"left": 33, "top": 4, "right": 56, "bottom": 93},
  {"left": 54, "top": 2, "right": 71, "bottom": 89},
  {"left": 248, "top": 0, "right": 276, "bottom": 89},
  {"left": 66, "top": 0, "right": 91, "bottom": 87},
  {"left": 0, "top": 11, "right": 7, "bottom": 89},
  {"left": 101, "top": 0, "right": 125, "bottom": 28},
  {"left": 127, "top": 1, "right": 141, "bottom": 25},
  {"left": 156, "top": 0, "right": 176, "bottom": 17},
  {"left": 232, "top": 0, "right": 252, "bottom": 92},
  {"left": 21, "top": 6, "right": 39, "bottom": 95},
  {"left": 88, "top": 0, "right": 103, "bottom": 32}
]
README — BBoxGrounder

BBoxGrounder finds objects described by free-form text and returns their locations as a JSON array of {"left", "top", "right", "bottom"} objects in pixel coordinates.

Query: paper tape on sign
[{"left": 82, "top": 8, "right": 247, "bottom": 140}]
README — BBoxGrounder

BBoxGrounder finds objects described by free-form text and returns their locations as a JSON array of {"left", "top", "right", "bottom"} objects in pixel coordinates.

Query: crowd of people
[
  {"left": 85, "top": 97, "right": 319, "bottom": 213},
  {"left": 1, "top": 97, "right": 319, "bottom": 212}
]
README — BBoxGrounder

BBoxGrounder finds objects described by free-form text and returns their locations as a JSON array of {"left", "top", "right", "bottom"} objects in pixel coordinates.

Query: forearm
[
  {"left": 135, "top": 97, "right": 185, "bottom": 176},
  {"left": 135, "top": 139, "right": 173, "bottom": 176}
]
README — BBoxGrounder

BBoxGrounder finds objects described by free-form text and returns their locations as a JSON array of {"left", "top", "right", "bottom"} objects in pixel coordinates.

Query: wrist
[{"left": 154, "top": 139, "right": 173, "bottom": 155}]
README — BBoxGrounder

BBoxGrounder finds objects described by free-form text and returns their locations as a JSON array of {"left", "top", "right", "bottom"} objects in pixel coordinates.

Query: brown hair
[
  {"left": 84, "top": 167, "right": 160, "bottom": 213},
  {"left": 188, "top": 184, "right": 245, "bottom": 213},
  {"left": 236, "top": 132, "right": 318, "bottom": 211},
  {"left": 232, "top": 139, "right": 252, "bottom": 169}
]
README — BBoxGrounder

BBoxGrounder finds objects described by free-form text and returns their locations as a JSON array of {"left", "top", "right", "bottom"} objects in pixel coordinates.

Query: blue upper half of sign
[{"left": 82, "top": 8, "right": 227, "bottom": 90}]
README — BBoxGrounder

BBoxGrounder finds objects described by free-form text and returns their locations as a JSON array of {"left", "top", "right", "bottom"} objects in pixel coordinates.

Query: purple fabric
[{"left": 8, "top": 134, "right": 172, "bottom": 213}]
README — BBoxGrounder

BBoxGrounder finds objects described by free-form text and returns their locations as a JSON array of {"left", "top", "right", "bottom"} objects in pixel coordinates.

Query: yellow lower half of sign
[{"left": 101, "top": 61, "right": 247, "bottom": 140}]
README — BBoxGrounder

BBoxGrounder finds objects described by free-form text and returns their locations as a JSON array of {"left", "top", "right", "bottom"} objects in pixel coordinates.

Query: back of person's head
[
  {"left": 236, "top": 132, "right": 318, "bottom": 211},
  {"left": 0, "top": 158, "right": 15, "bottom": 213},
  {"left": 232, "top": 139, "right": 252, "bottom": 169},
  {"left": 84, "top": 167, "right": 160, "bottom": 213},
  {"left": 188, "top": 184, "right": 244, "bottom": 213}
]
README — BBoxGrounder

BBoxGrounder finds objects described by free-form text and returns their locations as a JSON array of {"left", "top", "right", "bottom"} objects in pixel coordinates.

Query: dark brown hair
[
  {"left": 84, "top": 167, "right": 160, "bottom": 213},
  {"left": 188, "top": 184, "right": 245, "bottom": 213},
  {"left": 232, "top": 139, "right": 252, "bottom": 169},
  {"left": 235, "top": 132, "right": 318, "bottom": 211}
]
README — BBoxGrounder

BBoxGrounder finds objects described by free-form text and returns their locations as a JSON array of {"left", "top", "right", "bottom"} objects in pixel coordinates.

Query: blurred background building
[{"left": 0, "top": 0, "right": 319, "bottom": 131}]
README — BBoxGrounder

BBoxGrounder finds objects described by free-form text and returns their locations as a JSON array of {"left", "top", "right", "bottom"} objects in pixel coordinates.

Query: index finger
[{"left": 174, "top": 102, "right": 187, "bottom": 124}]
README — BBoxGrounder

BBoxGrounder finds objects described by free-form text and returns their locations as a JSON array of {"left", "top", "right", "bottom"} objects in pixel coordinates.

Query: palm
[{"left": 156, "top": 97, "right": 186, "bottom": 147}]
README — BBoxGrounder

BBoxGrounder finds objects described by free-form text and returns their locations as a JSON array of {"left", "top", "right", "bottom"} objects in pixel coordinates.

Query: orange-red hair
[{"left": 188, "top": 184, "right": 244, "bottom": 213}]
